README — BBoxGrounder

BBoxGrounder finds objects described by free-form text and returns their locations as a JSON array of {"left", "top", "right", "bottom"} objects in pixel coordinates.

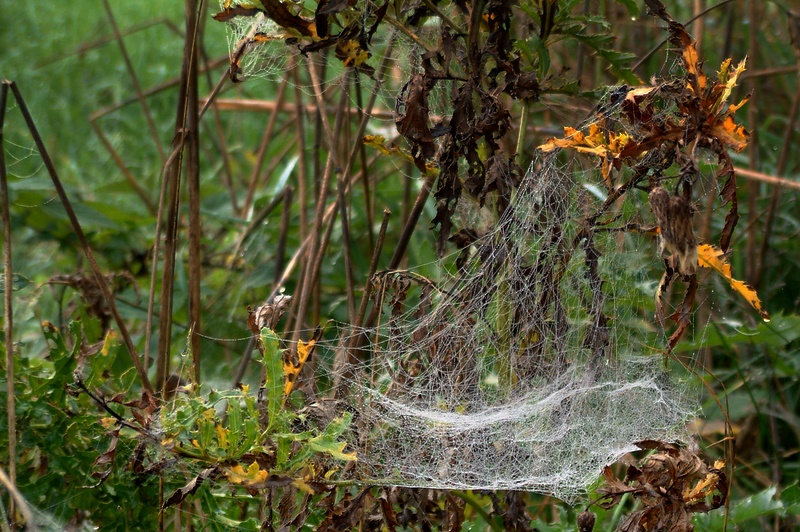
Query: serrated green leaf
[
  {"left": 85, "top": 329, "right": 119, "bottom": 388},
  {"left": 259, "top": 327, "right": 284, "bottom": 433},
  {"left": 305, "top": 412, "right": 356, "bottom": 462}
]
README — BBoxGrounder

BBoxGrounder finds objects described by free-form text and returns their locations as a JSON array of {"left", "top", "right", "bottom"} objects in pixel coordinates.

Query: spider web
[
  {"left": 216, "top": 0, "right": 456, "bottom": 153},
  {"left": 323, "top": 150, "right": 701, "bottom": 502},
  {"left": 216, "top": 1, "right": 711, "bottom": 502}
]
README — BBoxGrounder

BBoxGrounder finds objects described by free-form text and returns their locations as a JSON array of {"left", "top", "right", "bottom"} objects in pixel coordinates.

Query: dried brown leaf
[
  {"left": 162, "top": 467, "right": 218, "bottom": 509},
  {"left": 396, "top": 73, "right": 437, "bottom": 172}
]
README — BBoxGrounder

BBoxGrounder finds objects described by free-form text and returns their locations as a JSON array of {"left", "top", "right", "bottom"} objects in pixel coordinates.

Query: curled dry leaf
[
  {"left": 248, "top": 294, "right": 293, "bottom": 334},
  {"left": 597, "top": 441, "right": 727, "bottom": 531},
  {"left": 162, "top": 467, "right": 218, "bottom": 509}
]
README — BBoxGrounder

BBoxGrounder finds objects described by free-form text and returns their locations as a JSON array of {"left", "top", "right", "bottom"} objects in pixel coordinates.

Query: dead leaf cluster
[{"left": 596, "top": 440, "right": 727, "bottom": 532}]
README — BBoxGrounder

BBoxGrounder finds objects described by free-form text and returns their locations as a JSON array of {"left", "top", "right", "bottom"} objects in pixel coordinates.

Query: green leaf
[
  {"left": 782, "top": 482, "right": 800, "bottom": 515},
  {"left": 259, "top": 327, "right": 284, "bottom": 433},
  {"left": 614, "top": 0, "right": 639, "bottom": 17},
  {"left": 84, "top": 329, "right": 120, "bottom": 388},
  {"left": 676, "top": 313, "right": 800, "bottom": 352},
  {"left": 730, "top": 485, "right": 784, "bottom": 523},
  {"left": 305, "top": 412, "right": 356, "bottom": 461},
  {"left": 0, "top": 273, "right": 31, "bottom": 292}
]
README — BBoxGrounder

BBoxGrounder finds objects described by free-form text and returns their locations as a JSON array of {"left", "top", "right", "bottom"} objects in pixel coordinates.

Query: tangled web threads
[{"left": 331, "top": 153, "right": 697, "bottom": 502}]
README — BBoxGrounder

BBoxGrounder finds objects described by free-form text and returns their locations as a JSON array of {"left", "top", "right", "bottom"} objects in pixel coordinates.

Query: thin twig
[
  {"left": 387, "top": 172, "right": 437, "bottom": 269},
  {"left": 36, "top": 18, "right": 182, "bottom": 69},
  {"left": 240, "top": 73, "right": 289, "bottom": 217},
  {"left": 155, "top": 136, "right": 187, "bottom": 391},
  {"left": 745, "top": 0, "right": 760, "bottom": 284},
  {"left": 632, "top": 0, "right": 735, "bottom": 72},
  {"left": 734, "top": 166, "right": 800, "bottom": 192},
  {"left": 274, "top": 187, "right": 294, "bottom": 287},
  {"left": 144, "top": 135, "right": 186, "bottom": 376},
  {"left": 231, "top": 186, "right": 290, "bottom": 260},
  {"left": 0, "top": 467, "right": 35, "bottom": 532},
  {"left": 89, "top": 119, "right": 157, "bottom": 214},
  {"left": 334, "top": 209, "right": 391, "bottom": 396},
  {"left": 184, "top": 0, "right": 203, "bottom": 385},
  {"left": 102, "top": 0, "right": 167, "bottom": 162},
  {"left": 291, "top": 64, "right": 348, "bottom": 342},
  {"left": 6, "top": 80, "right": 154, "bottom": 394},
  {"left": 0, "top": 81, "right": 17, "bottom": 526},
  {"left": 754, "top": 69, "right": 800, "bottom": 287},
  {"left": 91, "top": 55, "right": 228, "bottom": 121},
  {"left": 199, "top": 97, "right": 396, "bottom": 118},
  {"left": 422, "top": 0, "right": 467, "bottom": 34},
  {"left": 338, "top": 173, "right": 357, "bottom": 323},
  {"left": 200, "top": 47, "right": 238, "bottom": 213},
  {"left": 353, "top": 76, "right": 374, "bottom": 250},
  {"left": 292, "top": 64, "right": 310, "bottom": 245},
  {"left": 381, "top": 13, "right": 436, "bottom": 53}
]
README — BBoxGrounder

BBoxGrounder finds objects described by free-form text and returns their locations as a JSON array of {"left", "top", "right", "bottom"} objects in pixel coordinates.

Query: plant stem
[{"left": 0, "top": 81, "right": 17, "bottom": 528}]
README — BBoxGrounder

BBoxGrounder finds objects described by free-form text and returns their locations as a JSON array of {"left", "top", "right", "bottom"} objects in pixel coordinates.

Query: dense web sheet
[{"left": 326, "top": 152, "right": 697, "bottom": 502}]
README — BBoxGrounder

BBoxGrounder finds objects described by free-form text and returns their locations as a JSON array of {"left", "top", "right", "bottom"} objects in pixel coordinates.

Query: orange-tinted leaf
[
  {"left": 226, "top": 461, "right": 269, "bottom": 485},
  {"left": 666, "top": 17, "right": 706, "bottom": 93},
  {"left": 624, "top": 86, "right": 657, "bottom": 102},
  {"left": 283, "top": 338, "right": 316, "bottom": 398},
  {"left": 709, "top": 115, "right": 749, "bottom": 153},
  {"left": 697, "top": 244, "right": 769, "bottom": 321},
  {"left": 538, "top": 124, "right": 631, "bottom": 159},
  {"left": 683, "top": 466, "right": 723, "bottom": 504},
  {"left": 538, "top": 127, "right": 584, "bottom": 152}
]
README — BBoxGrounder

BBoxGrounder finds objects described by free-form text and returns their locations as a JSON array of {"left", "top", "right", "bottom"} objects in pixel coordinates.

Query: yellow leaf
[
  {"left": 538, "top": 124, "right": 631, "bottom": 161},
  {"left": 283, "top": 338, "right": 316, "bottom": 399},
  {"left": 538, "top": 127, "right": 584, "bottom": 152},
  {"left": 101, "top": 329, "right": 118, "bottom": 356},
  {"left": 683, "top": 470, "right": 721, "bottom": 503},
  {"left": 717, "top": 58, "right": 732, "bottom": 83},
  {"left": 336, "top": 40, "right": 370, "bottom": 67},
  {"left": 726, "top": 94, "right": 750, "bottom": 115},
  {"left": 226, "top": 461, "right": 269, "bottom": 485},
  {"left": 216, "top": 424, "right": 230, "bottom": 451},
  {"left": 715, "top": 57, "right": 747, "bottom": 113},
  {"left": 363, "top": 135, "right": 410, "bottom": 160},
  {"left": 100, "top": 417, "right": 118, "bottom": 429},
  {"left": 697, "top": 244, "right": 769, "bottom": 321},
  {"left": 293, "top": 478, "right": 315, "bottom": 494}
]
